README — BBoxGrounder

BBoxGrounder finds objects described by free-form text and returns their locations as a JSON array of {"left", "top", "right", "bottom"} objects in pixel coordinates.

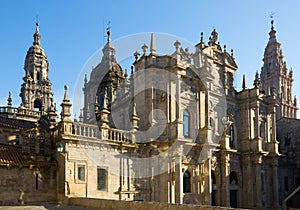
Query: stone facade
[{"left": 0, "top": 20, "right": 297, "bottom": 210}]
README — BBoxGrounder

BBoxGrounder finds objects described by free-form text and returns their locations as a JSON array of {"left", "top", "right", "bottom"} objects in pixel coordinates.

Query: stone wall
[
  {"left": 0, "top": 166, "right": 56, "bottom": 205},
  {"left": 69, "top": 197, "right": 244, "bottom": 210}
]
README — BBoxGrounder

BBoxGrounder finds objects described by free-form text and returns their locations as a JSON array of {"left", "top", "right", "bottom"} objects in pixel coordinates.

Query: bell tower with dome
[
  {"left": 82, "top": 29, "right": 126, "bottom": 124},
  {"left": 19, "top": 22, "right": 54, "bottom": 112},
  {"left": 260, "top": 19, "right": 298, "bottom": 119}
]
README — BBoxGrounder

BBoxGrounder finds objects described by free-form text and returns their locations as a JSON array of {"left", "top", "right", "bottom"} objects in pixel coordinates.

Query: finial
[
  {"left": 132, "top": 103, "right": 138, "bottom": 116},
  {"left": 131, "top": 103, "right": 139, "bottom": 130},
  {"left": 208, "top": 36, "right": 212, "bottom": 46},
  {"left": 35, "top": 22, "right": 39, "bottom": 34},
  {"left": 289, "top": 68, "right": 293, "bottom": 77},
  {"left": 211, "top": 28, "right": 218, "bottom": 44},
  {"left": 63, "top": 85, "right": 69, "bottom": 101},
  {"left": 174, "top": 40, "right": 181, "bottom": 51},
  {"left": 134, "top": 51, "right": 140, "bottom": 60},
  {"left": 231, "top": 49, "right": 234, "bottom": 57},
  {"left": 84, "top": 74, "right": 87, "bottom": 84},
  {"left": 106, "top": 30, "right": 111, "bottom": 42},
  {"left": 200, "top": 32, "right": 204, "bottom": 43},
  {"left": 33, "top": 22, "right": 41, "bottom": 46},
  {"left": 124, "top": 69, "right": 128, "bottom": 78},
  {"left": 106, "top": 21, "right": 111, "bottom": 43},
  {"left": 103, "top": 88, "right": 108, "bottom": 109},
  {"left": 142, "top": 44, "right": 148, "bottom": 54},
  {"left": 223, "top": 45, "right": 226, "bottom": 52},
  {"left": 242, "top": 74, "right": 247, "bottom": 90},
  {"left": 131, "top": 66, "right": 134, "bottom": 74},
  {"left": 79, "top": 109, "right": 83, "bottom": 122},
  {"left": 253, "top": 71, "right": 260, "bottom": 88},
  {"left": 270, "top": 12, "right": 275, "bottom": 31},
  {"left": 60, "top": 85, "right": 72, "bottom": 120},
  {"left": 95, "top": 95, "right": 99, "bottom": 112},
  {"left": 7, "top": 91, "right": 12, "bottom": 106},
  {"left": 150, "top": 33, "right": 156, "bottom": 55}
]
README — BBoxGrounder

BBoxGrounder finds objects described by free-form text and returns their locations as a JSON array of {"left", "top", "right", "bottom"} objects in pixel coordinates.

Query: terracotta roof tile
[{"left": 0, "top": 143, "right": 24, "bottom": 164}]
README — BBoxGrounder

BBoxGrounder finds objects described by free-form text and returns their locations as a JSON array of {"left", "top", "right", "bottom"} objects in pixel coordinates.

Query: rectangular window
[
  {"left": 97, "top": 168, "right": 108, "bottom": 191},
  {"left": 77, "top": 165, "right": 85, "bottom": 181},
  {"left": 35, "top": 173, "right": 39, "bottom": 190}
]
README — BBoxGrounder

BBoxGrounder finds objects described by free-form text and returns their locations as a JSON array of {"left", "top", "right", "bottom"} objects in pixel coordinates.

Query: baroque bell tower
[
  {"left": 19, "top": 22, "right": 54, "bottom": 112},
  {"left": 260, "top": 20, "right": 298, "bottom": 119}
]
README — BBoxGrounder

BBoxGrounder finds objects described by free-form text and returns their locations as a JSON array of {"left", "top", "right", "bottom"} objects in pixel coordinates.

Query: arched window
[
  {"left": 230, "top": 171, "right": 238, "bottom": 185},
  {"left": 211, "top": 170, "right": 216, "bottom": 185},
  {"left": 34, "top": 99, "right": 42, "bottom": 111},
  {"left": 183, "top": 109, "right": 190, "bottom": 137},
  {"left": 229, "top": 125, "right": 235, "bottom": 148},
  {"left": 183, "top": 170, "right": 191, "bottom": 193}
]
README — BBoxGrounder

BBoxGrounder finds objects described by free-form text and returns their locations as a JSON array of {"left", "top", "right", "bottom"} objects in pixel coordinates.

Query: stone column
[
  {"left": 175, "top": 146, "right": 183, "bottom": 204},
  {"left": 271, "top": 159, "right": 280, "bottom": 209},
  {"left": 220, "top": 152, "right": 230, "bottom": 206},
  {"left": 242, "top": 155, "right": 253, "bottom": 207},
  {"left": 271, "top": 109, "right": 276, "bottom": 141},
  {"left": 255, "top": 103, "right": 260, "bottom": 139},
  {"left": 254, "top": 155, "right": 262, "bottom": 209}
]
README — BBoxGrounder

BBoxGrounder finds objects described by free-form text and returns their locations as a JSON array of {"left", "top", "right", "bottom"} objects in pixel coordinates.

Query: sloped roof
[
  {"left": 0, "top": 116, "right": 35, "bottom": 130},
  {"left": 0, "top": 143, "right": 24, "bottom": 164}
]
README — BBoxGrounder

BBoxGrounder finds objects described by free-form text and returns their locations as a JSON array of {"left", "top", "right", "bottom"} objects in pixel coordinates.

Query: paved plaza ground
[{"left": 0, "top": 204, "right": 89, "bottom": 210}]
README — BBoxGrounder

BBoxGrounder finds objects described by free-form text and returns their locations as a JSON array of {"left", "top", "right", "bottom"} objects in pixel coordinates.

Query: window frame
[
  {"left": 229, "top": 124, "right": 235, "bottom": 148},
  {"left": 183, "top": 109, "right": 190, "bottom": 137},
  {"left": 97, "top": 167, "right": 108, "bottom": 191},
  {"left": 183, "top": 170, "right": 191, "bottom": 193},
  {"left": 75, "top": 162, "right": 86, "bottom": 183}
]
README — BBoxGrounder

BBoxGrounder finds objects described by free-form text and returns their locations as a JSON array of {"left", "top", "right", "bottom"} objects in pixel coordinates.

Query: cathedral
[{"left": 0, "top": 19, "right": 298, "bottom": 210}]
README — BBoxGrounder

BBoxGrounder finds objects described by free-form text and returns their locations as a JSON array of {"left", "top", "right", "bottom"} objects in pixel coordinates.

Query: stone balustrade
[
  {"left": 102, "top": 127, "right": 132, "bottom": 143},
  {"left": 0, "top": 106, "right": 41, "bottom": 120},
  {"left": 71, "top": 123, "right": 133, "bottom": 143},
  {"left": 72, "top": 122, "right": 100, "bottom": 139}
]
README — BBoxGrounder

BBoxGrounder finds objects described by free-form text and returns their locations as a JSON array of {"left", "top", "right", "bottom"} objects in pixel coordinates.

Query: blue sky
[{"left": 0, "top": 0, "right": 299, "bottom": 117}]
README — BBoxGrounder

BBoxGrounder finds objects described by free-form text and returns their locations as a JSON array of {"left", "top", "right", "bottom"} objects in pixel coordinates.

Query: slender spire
[
  {"left": 150, "top": 33, "right": 156, "bottom": 55},
  {"left": 33, "top": 22, "right": 41, "bottom": 46},
  {"left": 60, "top": 85, "right": 72, "bottom": 121},
  {"left": 63, "top": 85, "right": 69, "bottom": 102},
  {"left": 242, "top": 74, "right": 247, "bottom": 90}
]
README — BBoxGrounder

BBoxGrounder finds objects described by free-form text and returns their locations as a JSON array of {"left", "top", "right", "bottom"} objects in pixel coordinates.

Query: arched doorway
[
  {"left": 211, "top": 170, "right": 216, "bottom": 206},
  {"left": 229, "top": 171, "right": 238, "bottom": 207}
]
